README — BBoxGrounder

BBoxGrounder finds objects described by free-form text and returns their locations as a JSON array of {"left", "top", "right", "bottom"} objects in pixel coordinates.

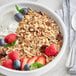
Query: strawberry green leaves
[
  {"left": 4, "top": 39, "right": 17, "bottom": 47},
  {"left": 15, "top": 5, "right": 20, "bottom": 12},
  {"left": 30, "top": 62, "right": 43, "bottom": 70},
  {"left": 15, "top": 5, "right": 24, "bottom": 13}
]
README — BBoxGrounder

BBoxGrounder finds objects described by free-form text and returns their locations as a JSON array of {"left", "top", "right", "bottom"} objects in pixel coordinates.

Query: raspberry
[
  {"left": 45, "top": 44, "right": 58, "bottom": 56},
  {"left": 4, "top": 34, "right": 17, "bottom": 44},
  {"left": 2, "top": 59, "right": 13, "bottom": 69},
  {"left": 8, "top": 50, "right": 19, "bottom": 61}
]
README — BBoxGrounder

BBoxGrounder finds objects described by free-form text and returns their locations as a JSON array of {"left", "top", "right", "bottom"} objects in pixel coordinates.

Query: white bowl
[{"left": 0, "top": 1, "right": 68, "bottom": 76}]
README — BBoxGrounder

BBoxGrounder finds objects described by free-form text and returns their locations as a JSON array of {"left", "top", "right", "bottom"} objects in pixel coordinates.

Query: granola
[{"left": 0, "top": 8, "right": 63, "bottom": 70}]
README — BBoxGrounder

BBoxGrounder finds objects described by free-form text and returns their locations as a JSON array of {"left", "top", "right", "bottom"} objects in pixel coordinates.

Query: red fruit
[
  {"left": 45, "top": 44, "right": 58, "bottom": 56},
  {"left": 36, "top": 56, "right": 46, "bottom": 65},
  {"left": 27, "top": 56, "right": 39, "bottom": 65},
  {"left": 4, "top": 33, "right": 17, "bottom": 44},
  {"left": 2, "top": 59, "right": 13, "bottom": 69},
  {"left": 21, "top": 57, "right": 28, "bottom": 70},
  {"left": 8, "top": 50, "right": 19, "bottom": 61}
]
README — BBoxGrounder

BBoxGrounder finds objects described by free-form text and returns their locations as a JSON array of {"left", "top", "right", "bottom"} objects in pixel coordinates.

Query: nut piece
[
  {"left": 45, "top": 21, "right": 50, "bottom": 26},
  {"left": 28, "top": 27, "right": 35, "bottom": 32}
]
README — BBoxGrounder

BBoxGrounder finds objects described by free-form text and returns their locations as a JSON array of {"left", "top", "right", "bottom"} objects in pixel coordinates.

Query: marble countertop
[{"left": 0, "top": 0, "right": 70, "bottom": 76}]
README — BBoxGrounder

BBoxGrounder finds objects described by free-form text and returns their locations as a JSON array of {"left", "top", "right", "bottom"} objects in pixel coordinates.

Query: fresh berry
[
  {"left": 36, "top": 56, "right": 46, "bottom": 65},
  {"left": 27, "top": 56, "right": 38, "bottom": 65},
  {"left": 13, "top": 60, "right": 21, "bottom": 70},
  {"left": 2, "top": 59, "right": 13, "bottom": 69},
  {"left": 14, "top": 13, "right": 23, "bottom": 22},
  {"left": 21, "top": 57, "right": 28, "bottom": 70},
  {"left": 8, "top": 50, "right": 19, "bottom": 61},
  {"left": 4, "top": 33, "right": 17, "bottom": 44},
  {"left": 15, "top": 5, "right": 28, "bottom": 15},
  {"left": 40, "top": 45, "right": 48, "bottom": 53},
  {"left": 24, "top": 64, "right": 30, "bottom": 71},
  {"left": 21, "top": 8, "right": 28, "bottom": 15},
  {"left": 0, "top": 39, "right": 5, "bottom": 46},
  {"left": 45, "top": 44, "right": 58, "bottom": 56}
]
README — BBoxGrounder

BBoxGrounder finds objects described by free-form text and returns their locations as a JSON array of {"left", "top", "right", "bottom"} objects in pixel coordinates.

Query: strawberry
[
  {"left": 8, "top": 50, "right": 19, "bottom": 61},
  {"left": 45, "top": 44, "right": 58, "bottom": 56},
  {"left": 21, "top": 57, "right": 28, "bottom": 70},
  {"left": 2, "top": 59, "right": 13, "bottom": 69},
  {"left": 4, "top": 33, "right": 17, "bottom": 44},
  {"left": 36, "top": 56, "right": 46, "bottom": 65},
  {"left": 27, "top": 56, "right": 39, "bottom": 65}
]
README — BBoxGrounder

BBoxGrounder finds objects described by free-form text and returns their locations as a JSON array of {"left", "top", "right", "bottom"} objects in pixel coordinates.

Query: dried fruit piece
[
  {"left": 56, "top": 33, "right": 63, "bottom": 41},
  {"left": 38, "top": 11, "right": 43, "bottom": 15},
  {"left": 40, "top": 45, "right": 48, "bottom": 53},
  {"left": 0, "top": 49, "right": 7, "bottom": 59}
]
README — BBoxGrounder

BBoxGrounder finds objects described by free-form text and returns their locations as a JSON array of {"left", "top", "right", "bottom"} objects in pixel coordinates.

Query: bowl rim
[{"left": 0, "top": 1, "right": 68, "bottom": 74}]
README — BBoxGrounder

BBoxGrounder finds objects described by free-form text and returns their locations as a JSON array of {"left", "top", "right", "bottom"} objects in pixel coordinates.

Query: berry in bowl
[{"left": 0, "top": 2, "right": 67, "bottom": 76}]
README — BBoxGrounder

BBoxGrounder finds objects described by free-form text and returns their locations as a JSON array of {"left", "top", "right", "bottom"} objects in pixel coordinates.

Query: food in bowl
[{"left": 0, "top": 5, "right": 63, "bottom": 71}]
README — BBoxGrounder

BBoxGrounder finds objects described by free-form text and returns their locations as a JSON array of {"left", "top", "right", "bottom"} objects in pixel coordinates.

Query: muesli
[{"left": 0, "top": 5, "right": 63, "bottom": 71}]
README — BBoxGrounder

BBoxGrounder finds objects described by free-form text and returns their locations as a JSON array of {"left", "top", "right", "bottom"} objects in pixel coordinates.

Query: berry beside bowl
[{"left": 0, "top": 2, "right": 68, "bottom": 76}]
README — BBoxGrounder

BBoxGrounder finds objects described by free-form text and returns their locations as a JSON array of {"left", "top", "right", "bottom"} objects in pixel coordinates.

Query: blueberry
[
  {"left": 21, "top": 8, "right": 28, "bottom": 15},
  {"left": 0, "top": 39, "right": 5, "bottom": 46},
  {"left": 13, "top": 60, "right": 21, "bottom": 70},
  {"left": 24, "top": 64, "right": 30, "bottom": 71},
  {"left": 14, "top": 13, "right": 23, "bottom": 22}
]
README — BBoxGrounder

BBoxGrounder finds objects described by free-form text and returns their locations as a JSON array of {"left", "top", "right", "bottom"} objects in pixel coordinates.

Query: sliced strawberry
[
  {"left": 27, "top": 56, "right": 39, "bottom": 65},
  {"left": 21, "top": 57, "right": 28, "bottom": 70},
  {"left": 8, "top": 50, "right": 19, "bottom": 61},
  {"left": 45, "top": 44, "right": 58, "bottom": 56},
  {"left": 36, "top": 56, "right": 46, "bottom": 65},
  {"left": 2, "top": 59, "right": 13, "bottom": 69}
]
